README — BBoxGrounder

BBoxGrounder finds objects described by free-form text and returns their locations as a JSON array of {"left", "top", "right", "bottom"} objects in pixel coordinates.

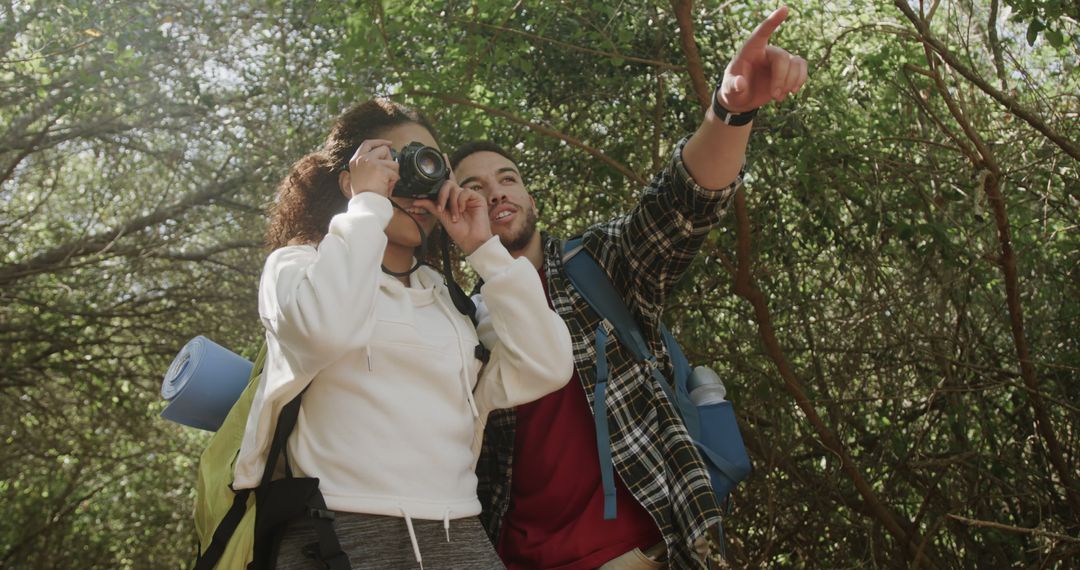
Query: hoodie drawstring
[
  {"left": 400, "top": 508, "right": 456, "bottom": 568},
  {"left": 400, "top": 508, "right": 424, "bottom": 570}
]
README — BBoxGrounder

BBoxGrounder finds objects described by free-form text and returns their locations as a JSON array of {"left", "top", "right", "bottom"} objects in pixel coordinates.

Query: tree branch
[
  {"left": 670, "top": 0, "right": 712, "bottom": 110},
  {"left": 908, "top": 12, "right": 1080, "bottom": 517},
  {"left": 946, "top": 514, "right": 1080, "bottom": 543},
  {"left": 893, "top": 0, "right": 1080, "bottom": 161},
  {"left": 449, "top": 17, "right": 685, "bottom": 71},
  {"left": 981, "top": 167, "right": 1080, "bottom": 514},
  {"left": 729, "top": 190, "right": 938, "bottom": 567},
  {"left": 403, "top": 91, "right": 647, "bottom": 186},
  {"left": 986, "top": 0, "right": 1009, "bottom": 91},
  {"left": 0, "top": 174, "right": 249, "bottom": 287}
]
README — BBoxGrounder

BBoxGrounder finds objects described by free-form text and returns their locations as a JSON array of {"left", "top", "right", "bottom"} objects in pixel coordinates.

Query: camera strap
[{"left": 440, "top": 231, "right": 478, "bottom": 326}]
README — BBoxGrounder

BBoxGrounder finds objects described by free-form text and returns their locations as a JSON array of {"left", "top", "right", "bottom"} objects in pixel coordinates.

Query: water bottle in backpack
[{"left": 687, "top": 365, "right": 727, "bottom": 405}]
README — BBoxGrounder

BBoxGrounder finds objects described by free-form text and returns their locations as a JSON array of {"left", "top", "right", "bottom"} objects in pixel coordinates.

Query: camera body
[{"left": 391, "top": 142, "right": 449, "bottom": 199}]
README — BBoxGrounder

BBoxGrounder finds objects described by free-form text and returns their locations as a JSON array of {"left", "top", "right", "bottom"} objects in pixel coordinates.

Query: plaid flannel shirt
[{"left": 475, "top": 137, "right": 741, "bottom": 569}]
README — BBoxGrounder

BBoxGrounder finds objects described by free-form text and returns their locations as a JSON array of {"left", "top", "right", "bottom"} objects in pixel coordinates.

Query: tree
[
  {"left": 1, "top": 1, "right": 347, "bottom": 566},
  {"left": 1, "top": 0, "right": 1075, "bottom": 567}
]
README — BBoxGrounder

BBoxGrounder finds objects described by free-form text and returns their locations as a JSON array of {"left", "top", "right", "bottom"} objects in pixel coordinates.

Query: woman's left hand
[{"left": 415, "top": 179, "right": 492, "bottom": 255}]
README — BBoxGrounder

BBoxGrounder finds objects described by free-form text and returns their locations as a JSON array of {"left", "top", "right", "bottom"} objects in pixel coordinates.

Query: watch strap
[{"left": 712, "top": 82, "right": 758, "bottom": 126}]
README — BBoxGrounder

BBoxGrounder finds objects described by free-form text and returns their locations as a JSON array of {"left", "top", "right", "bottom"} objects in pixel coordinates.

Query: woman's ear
[{"left": 338, "top": 170, "right": 352, "bottom": 200}]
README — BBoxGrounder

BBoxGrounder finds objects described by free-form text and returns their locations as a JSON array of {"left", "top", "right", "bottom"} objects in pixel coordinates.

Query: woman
[{"left": 232, "top": 99, "right": 573, "bottom": 569}]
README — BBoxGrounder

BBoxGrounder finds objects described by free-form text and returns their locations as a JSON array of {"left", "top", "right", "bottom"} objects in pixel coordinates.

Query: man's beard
[{"left": 499, "top": 205, "right": 539, "bottom": 253}]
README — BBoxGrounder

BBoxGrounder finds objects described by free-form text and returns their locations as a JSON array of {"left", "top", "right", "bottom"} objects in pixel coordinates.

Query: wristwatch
[{"left": 712, "top": 84, "right": 758, "bottom": 126}]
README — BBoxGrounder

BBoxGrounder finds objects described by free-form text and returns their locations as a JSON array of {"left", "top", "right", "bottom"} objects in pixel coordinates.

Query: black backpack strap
[
  {"left": 303, "top": 493, "right": 351, "bottom": 570},
  {"left": 254, "top": 393, "right": 350, "bottom": 569},
  {"left": 249, "top": 476, "right": 349, "bottom": 570},
  {"left": 474, "top": 343, "right": 491, "bottom": 364},
  {"left": 194, "top": 488, "right": 252, "bottom": 570},
  {"left": 197, "top": 389, "right": 351, "bottom": 570},
  {"left": 261, "top": 393, "right": 302, "bottom": 487},
  {"left": 195, "top": 393, "right": 307, "bottom": 570}
]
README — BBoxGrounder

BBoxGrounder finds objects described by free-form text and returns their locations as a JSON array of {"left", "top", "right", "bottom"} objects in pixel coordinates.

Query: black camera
[{"left": 390, "top": 142, "right": 449, "bottom": 199}]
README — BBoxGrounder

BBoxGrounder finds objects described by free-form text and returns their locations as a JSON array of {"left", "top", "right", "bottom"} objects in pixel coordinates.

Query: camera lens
[
  {"left": 417, "top": 152, "right": 439, "bottom": 177},
  {"left": 392, "top": 142, "right": 448, "bottom": 198},
  {"left": 412, "top": 147, "right": 447, "bottom": 179}
]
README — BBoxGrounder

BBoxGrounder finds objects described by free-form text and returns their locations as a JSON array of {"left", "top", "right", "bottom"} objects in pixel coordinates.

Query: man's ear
[{"left": 338, "top": 170, "right": 352, "bottom": 200}]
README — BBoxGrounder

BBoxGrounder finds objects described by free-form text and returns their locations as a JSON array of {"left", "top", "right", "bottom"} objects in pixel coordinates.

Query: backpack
[
  {"left": 192, "top": 343, "right": 350, "bottom": 570},
  {"left": 561, "top": 237, "right": 752, "bottom": 519}
]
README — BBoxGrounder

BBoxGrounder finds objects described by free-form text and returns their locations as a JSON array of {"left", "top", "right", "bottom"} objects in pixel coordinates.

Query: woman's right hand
[
  {"left": 345, "top": 139, "right": 399, "bottom": 198},
  {"left": 418, "top": 180, "right": 492, "bottom": 256}
]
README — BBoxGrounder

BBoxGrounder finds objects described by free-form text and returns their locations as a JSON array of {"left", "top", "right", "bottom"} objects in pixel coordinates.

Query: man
[{"left": 451, "top": 7, "right": 806, "bottom": 568}]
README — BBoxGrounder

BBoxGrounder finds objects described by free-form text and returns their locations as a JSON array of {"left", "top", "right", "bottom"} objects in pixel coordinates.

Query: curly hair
[{"left": 265, "top": 99, "right": 437, "bottom": 250}]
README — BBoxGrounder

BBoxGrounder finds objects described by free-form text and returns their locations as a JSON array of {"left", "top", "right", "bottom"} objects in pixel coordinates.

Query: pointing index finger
[{"left": 744, "top": 5, "right": 789, "bottom": 51}]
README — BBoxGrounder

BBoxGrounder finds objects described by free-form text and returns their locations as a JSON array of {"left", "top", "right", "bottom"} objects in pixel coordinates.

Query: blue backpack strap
[
  {"left": 562, "top": 237, "right": 656, "bottom": 520},
  {"left": 562, "top": 238, "right": 651, "bottom": 361},
  {"left": 563, "top": 239, "right": 751, "bottom": 545},
  {"left": 660, "top": 326, "right": 689, "bottom": 390},
  {"left": 592, "top": 325, "right": 617, "bottom": 520}
]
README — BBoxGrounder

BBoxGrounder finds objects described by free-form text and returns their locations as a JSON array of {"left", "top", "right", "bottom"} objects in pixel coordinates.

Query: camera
[{"left": 390, "top": 142, "right": 449, "bottom": 199}]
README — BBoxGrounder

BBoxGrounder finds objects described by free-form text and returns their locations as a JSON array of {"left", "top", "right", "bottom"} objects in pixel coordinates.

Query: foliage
[
  {"left": 1003, "top": 0, "right": 1078, "bottom": 46},
  {"left": 1, "top": 0, "right": 1076, "bottom": 567}
]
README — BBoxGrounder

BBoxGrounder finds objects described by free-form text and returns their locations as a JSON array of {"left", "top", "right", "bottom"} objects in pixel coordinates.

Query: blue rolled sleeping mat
[{"left": 160, "top": 336, "right": 253, "bottom": 431}]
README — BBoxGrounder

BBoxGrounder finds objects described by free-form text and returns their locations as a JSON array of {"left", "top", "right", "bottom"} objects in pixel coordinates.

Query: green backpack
[{"left": 192, "top": 343, "right": 350, "bottom": 570}]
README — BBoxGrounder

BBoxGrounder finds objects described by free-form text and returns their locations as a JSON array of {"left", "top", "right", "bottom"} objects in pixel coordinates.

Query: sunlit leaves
[{"left": 2, "top": 0, "right": 1076, "bottom": 567}]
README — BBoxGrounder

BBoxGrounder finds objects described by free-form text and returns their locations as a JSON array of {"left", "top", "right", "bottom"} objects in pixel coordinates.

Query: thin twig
[
  {"left": 894, "top": 0, "right": 1080, "bottom": 161},
  {"left": 402, "top": 90, "right": 647, "bottom": 186},
  {"left": 946, "top": 514, "right": 1080, "bottom": 543},
  {"left": 449, "top": 17, "right": 685, "bottom": 71}
]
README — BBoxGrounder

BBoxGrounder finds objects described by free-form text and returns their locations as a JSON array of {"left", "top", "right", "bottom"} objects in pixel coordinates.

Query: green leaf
[
  {"left": 1026, "top": 18, "right": 1044, "bottom": 45},
  {"left": 1044, "top": 28, "right": 1064, "bottom": 47}
]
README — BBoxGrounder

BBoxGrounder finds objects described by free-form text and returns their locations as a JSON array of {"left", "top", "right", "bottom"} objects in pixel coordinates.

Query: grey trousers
[{"left": 273, "top": 511, "right": 504, "bottom": 570}]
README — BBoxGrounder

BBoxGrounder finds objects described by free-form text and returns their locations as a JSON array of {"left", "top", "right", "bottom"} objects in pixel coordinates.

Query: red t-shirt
[{"left": 497, "top": 270, "right": 661, "bottom": 570}]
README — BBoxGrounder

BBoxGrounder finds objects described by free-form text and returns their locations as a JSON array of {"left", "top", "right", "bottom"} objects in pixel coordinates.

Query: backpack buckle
[
  {"left": 309, "top": 507, "right": 336, "bottom": 520},
  {"left": 474, "top": 343, "right": 491, "bottom": 364},
  {"left": 317, "top": 551, "right": 351, "bottom": 570},
  {"left": 301, "top": 544, "right": 350, "bottom": 569}
]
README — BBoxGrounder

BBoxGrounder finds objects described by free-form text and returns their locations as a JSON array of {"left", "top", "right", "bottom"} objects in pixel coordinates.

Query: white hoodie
[{"left": 233, "top": 192, "right": 572, "bottom": 524}]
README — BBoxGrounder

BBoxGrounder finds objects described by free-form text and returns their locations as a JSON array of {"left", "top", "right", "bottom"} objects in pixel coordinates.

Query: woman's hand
[
  {"left": 343, "top": 139, "right": 400, "bottom": 198},
  {"left": 416, "top": 179, "right": 493, "bottom": 255}
]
